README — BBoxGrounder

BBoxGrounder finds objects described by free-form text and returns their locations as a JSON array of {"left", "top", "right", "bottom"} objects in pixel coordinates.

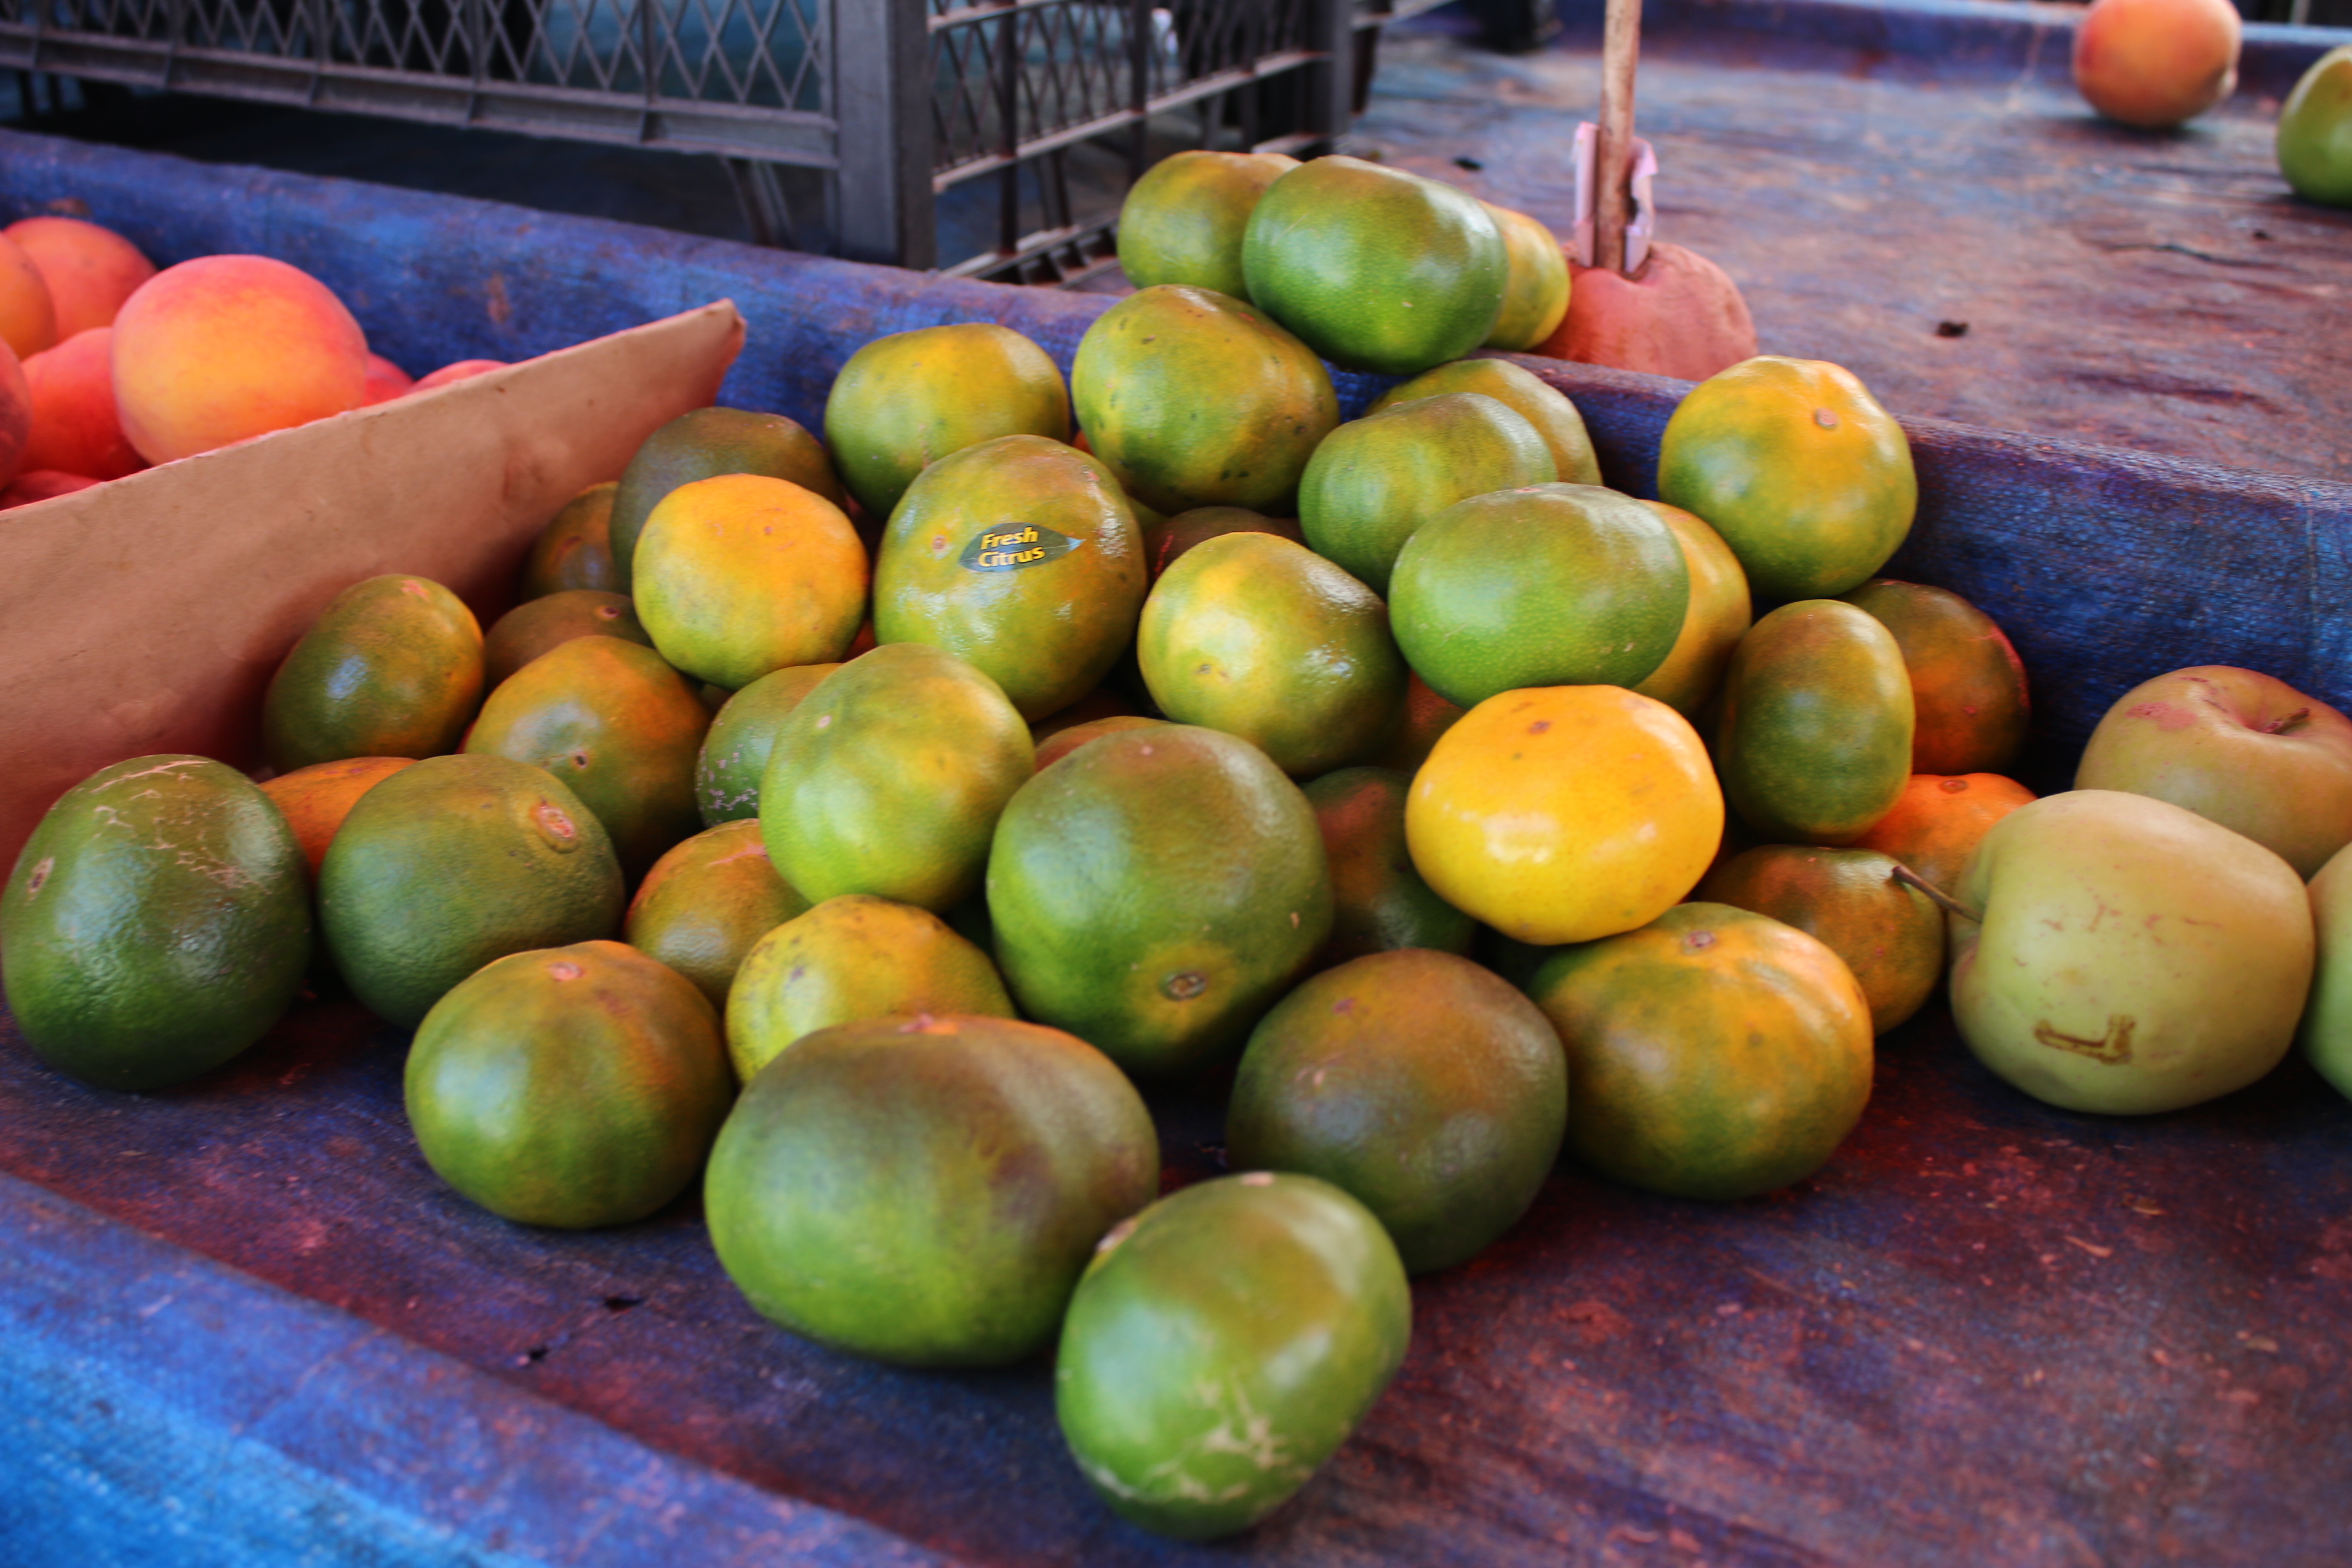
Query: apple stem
[
  {"left": 1596, "top": 0, "right": 1642, "bottom": 277},
  {"left": 1892, "top": 863, "right": 1982, "bottom": 925},
  {"left": 2264, "top": 707, "right": 2311, "bottom": 736}
]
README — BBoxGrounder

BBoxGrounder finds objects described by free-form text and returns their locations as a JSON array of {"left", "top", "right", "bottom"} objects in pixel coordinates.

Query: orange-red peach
[
  {"left": 1, "top": 469, "right": 100, "bottom": 508},
  {"left": 362, "top": 353, "right": 415, "bottom": 405},
  {"left": 110, "top": 255, "right": 369, "bottom": 464},
  {"left": 409, "top": 358, "right": 505, "bottom": 392},
  {"left": 2073, "top": 0, "right": 2240, "bottom": 130},
  {"left": 0, "top": 235, "right": 58, "bottom": 362},
  {"left": 3, "top": 216, "right": 156, "bottom": 338},
  {"left": 22, "top": 328, "right": 142, "bottom": 480},
  {"left": 0, "top": 338, "right": 28, "bottom": 488}
]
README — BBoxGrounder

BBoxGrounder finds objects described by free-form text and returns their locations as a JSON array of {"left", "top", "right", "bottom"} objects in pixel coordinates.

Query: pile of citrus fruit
[
  {"left": 0, "top": 211, "right": 502, "bottom": 510},
  {"left": 5, "top": 152, "right": 2348, "bottom": 1542}
]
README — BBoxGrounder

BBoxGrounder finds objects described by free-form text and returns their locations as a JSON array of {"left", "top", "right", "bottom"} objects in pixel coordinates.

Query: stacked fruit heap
[
  {"left": 0, "top": 213, "right": 502, "bottom": 508},
  {"left": 6, "top": 157, "right": 2352, "bottom": 1543}
]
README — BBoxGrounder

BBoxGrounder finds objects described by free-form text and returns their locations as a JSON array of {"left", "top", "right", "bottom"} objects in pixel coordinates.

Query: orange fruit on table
[
  {"left": 1715, "top": 600, "right": 1915, "bottom": 846},
  {"left": 609, "top": 406, "right": 846, "bottom": 591},
  {"left": 623, "top": 818, "right": 810, "bottom": 1012},
  {"left": 1032, "top": 714, "right": 1164, "bottom": 773},
  {"left": 3, "top": 216, "right": 154, "bottom": 338},
  {"left": 481, "top": 589, "right": 652, "bottom": 689},
  {"left": 1303, "top": 766, "right": 1476, "bottom": 965},
  {"left": 1628, "top": 500, "right": 1754, "bottom": 719},
  {"left": 260, "top": 573, "right": 485, "bottom": 775},
  {"left": 1478, "top": 202, "right": 1572, "bottom": 352},
  {"left": 1070, "top": 283, "right": 1338, "bottom": 517},
  {"left": 1527, "top": 902, "right": 1873, "bottom": 1200},
  {"left": 1368, "top": 356, "right": 1601, "bottom": 487},
  {"left": 631, "top": 473, "right": 868, "bottom": 692},
  {"left": 517, "top": 481, "right": 621, "bottom": 600},
  {"left": 1838, "top": 577, "right": 2030, "bottom": 776},
  {"left": 110, "top": 255, "right": 368, "bottom": 464},
  {"left": 823, "top": 322, "right": 1070, "bottom": 522},
  {"left": 1295, "top": 390, "right": 1555, "bottom": 596},
  {"left": 1137, "top": 530, "right": 1406, "bottom": 778},
  {"left": 2073, "top": 0, "right": 2240, "bottom": 130},
  {"left": 694, "top": 662, "right": 841, "bottom": 825},
  {"left": 1367, "top": 672, "right": 1466, "bottom": 776},
  {"left": 259, "top": 756, "right": 416, "bottom": 877},
  {"left": 1695, "top": 845, "right": 1944, "bottom": 1035},
  {"left": 1118, "top": 149, "right": 1299, "bottom": 301},
  {"left": 1406, "top": 684, "right": 1722, "bottom": 946},
  {"left": 464, "top": 634, "right": 711, "bottom": 881},
  {"left": 1140, "top": 505, "right": 1305, "bottom": 582},
  {"left": 1850, "top": 772, "right": 2037, "bottom": 894},
  {"left": 1389, "top": 481, "right": 1689, "bottom": 709},
  {"left": 875, "top": 433, "right": 1148, "bottom": 721},
  {"left": 1656, "top": 356, "right": 1916, "bottom": 603},
  {"left": 1240, "top": 155, "right": 1507, "bottom": 377}
]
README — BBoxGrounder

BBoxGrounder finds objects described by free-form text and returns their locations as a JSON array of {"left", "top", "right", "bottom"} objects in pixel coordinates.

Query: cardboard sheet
[{"left": 0, "top": 300, "right": 745, "bottom": 877}]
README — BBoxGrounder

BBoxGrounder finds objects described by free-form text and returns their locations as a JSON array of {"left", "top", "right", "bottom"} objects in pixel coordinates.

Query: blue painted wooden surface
[{"left": 0, "top": 93, "right": 2350, "bottom": 1567}]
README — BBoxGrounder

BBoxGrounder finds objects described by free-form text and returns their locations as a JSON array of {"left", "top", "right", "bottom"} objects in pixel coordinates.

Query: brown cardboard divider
[{"left": 0, "top": 300, "right": 746, "bottom": 880}]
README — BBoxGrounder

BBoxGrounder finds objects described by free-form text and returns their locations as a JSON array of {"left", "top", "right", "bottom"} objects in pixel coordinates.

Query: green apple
[
  {"left": 2074, "top": 665, "right": 2352, "bottom": 879},
  {"left": 2279, "top": 45, "right": 2352, "bottom": 209},
  {"left": 1951, "top": 790, "right": 2313, "bottom": 1115},
  {"left": 2300, "top": 841, "right": 2352, "bottom": 1102}
]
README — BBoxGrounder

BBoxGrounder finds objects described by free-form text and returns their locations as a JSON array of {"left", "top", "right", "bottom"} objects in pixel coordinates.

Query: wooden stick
[{"left": 1596, "top": 0, "right": 1642, "bottom": 275}]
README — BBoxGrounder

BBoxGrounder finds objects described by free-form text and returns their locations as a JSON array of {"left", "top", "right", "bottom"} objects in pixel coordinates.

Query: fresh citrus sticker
[{"left": 961, "top": 524, "right": 1083, "bottom": 572}]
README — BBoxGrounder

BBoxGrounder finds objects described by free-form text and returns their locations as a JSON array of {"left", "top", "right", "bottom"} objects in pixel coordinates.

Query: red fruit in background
[
  {"left": 22, "top": 328, "right": 143, "bottom": 481},
  {"left": 3, "top": 216, "right": 157, "bottom": 338}
]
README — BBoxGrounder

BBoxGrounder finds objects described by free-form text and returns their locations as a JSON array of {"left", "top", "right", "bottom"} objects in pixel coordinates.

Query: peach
[
  {"left": 0, "top": 338, "right": 28, "bottom": 487},
  {"left": 3, "top": 216, "right": 156, "bottom": 338},
  {"left": 2073, "top": 0, "right": 2240, "bottom": 130},
  {"left": 21, "top": 328, "right": 143, "bottom": 480},
  {"left": 1, "top": 469, "right": 100, "bottom": 508},
  {"left": 363, "top": 352, "right": 415, "bottom": 404},
  {"left": 409, "top": 358, "right": 505, "bottom": 393},
  {"left": 0, "top": 234, "right": 57, "bottom": 361},
  {"left": 110, "top": 255, "right": 369, "bottom": 464}
]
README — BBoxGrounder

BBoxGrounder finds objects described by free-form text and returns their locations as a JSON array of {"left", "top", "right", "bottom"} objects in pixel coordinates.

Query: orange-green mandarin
[
  {"left": 1070, "top": 284, "right": 1338, "bottom": 516},
  {"left": 1033, "top": 714, "right": 1166, "bottom": 773},
  {"left": 482, "top": 589, "right": 652, "bottom": 689},
  {"left": 1368, "top": 357, "right": 1601, "bottom": 487},
  {"left": 631, "top": 473, "right": 868, "bottom": 692},
  {"left": 1140, "top": 505, "right": 1305, "bottom": 582},
  {"left": 822, "top": 322, "right": 1071, "bottom": 521},
  {"left": 2, "top": 755, "right": 309, "bottom": 1092},
  {"left": 1850, "top": 772, "right": 2036, "bottom": 893},
  {"left": 318, "top": 753, "right": 625, "bottom": 1028},
  {"left": 1479, "top": 202, "right": 1572, "bottom": 351},
  {"left": 1055, "top": 1172, "right": 1410, "bottom": 1540},
  {"left": 406, "top": 941, "right": 732, "bottom": 1228},
  {"left": 1629, "top": 500, "right": 1754, "bottom": 719},
  {"left": 1838, "top": 578, "right": 2030, "bottom": 776},
  {"left": 1696, "top": 845, "right": 1943, "bottom": 1035},
  {"left": 693, "top": 662, "right": 839, "bottom": 825},
  {"left": 1407, "top": 685, "right": 1722, "bottom": 947},
  {"left": 1528, "top": 903, "right": 1874, "bottom": 1200},
  {"left": 876, "top": 433, "right": 1148, "bottom": 721},
  {"left": 1240, "top": 155, "right": 1507, "bottom": 377},
  {"left": 1227, "top": 950, "right": 1565, "bottom": 1273},
  {"left": 760, "top": 642, "right": 1033, "bottom": 912},
  {"left": 465, "top": 634, "right": 710, "bottom": 881},
  {"left": 1367, "top": 672, "right": 1465, "bottom": 775},
  {"left": 623, "top": 819, "right": 810, "bottom": 1012},
  {"left": 1137, "top": 531, "right": 1406, "bottom": 778},
  {"left": 1389, "top": 482, "right": 1687, "bottom": 709},
  {"left": 1716, "top": 600, "right": 1915, "bottom": 845},
  {"left": 725, "top": 894, "right": 1015, "bottom": 1081},
  {"left": 1117, "top": 149, "right": 1299, "bottom": 300},
  {"left": 1303, "top": 767, "right": 1476, "bottom": 964},
  {"left": 259, "top": 756, "right": 415, "bottom": 876},
  {"left": 707, "top": 1014, "right": 1159, "bottom": 1367},
  {"left": 260, "top": 573, "right": 485, "bottom": 774},
  {"left": 609, "top": 407, "right": 845, "bottom": 591},
  {"left": 2278, "top": 44, "right": 2352, "bottom": 206},
  {"left": 1657, "top": 356, "right": 1917, "bottom": 602},
  {"left": 516, "top": 481, "right": 620, "bottom": 600},
  {"left": 988, "top": 724, "right": 1333, "bottom": 1078},
  {"left": 1296, "top": 391, "right": 1554, "bottom": 596}
]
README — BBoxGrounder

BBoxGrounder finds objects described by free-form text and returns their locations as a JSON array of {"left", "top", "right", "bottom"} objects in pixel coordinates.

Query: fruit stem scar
[
  {"left": 2034, "top": 1014, "right": 2135, "bottom": 1065},
  {"left": 2264, "top": 707, "right": 2311, "bottom": 735},
  {"left": 1161, "top": 970, "right": 1209, "bottom": 1001},
  {"left": 1892, "top": 862, "right": 1980, "bottom": 923}
]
